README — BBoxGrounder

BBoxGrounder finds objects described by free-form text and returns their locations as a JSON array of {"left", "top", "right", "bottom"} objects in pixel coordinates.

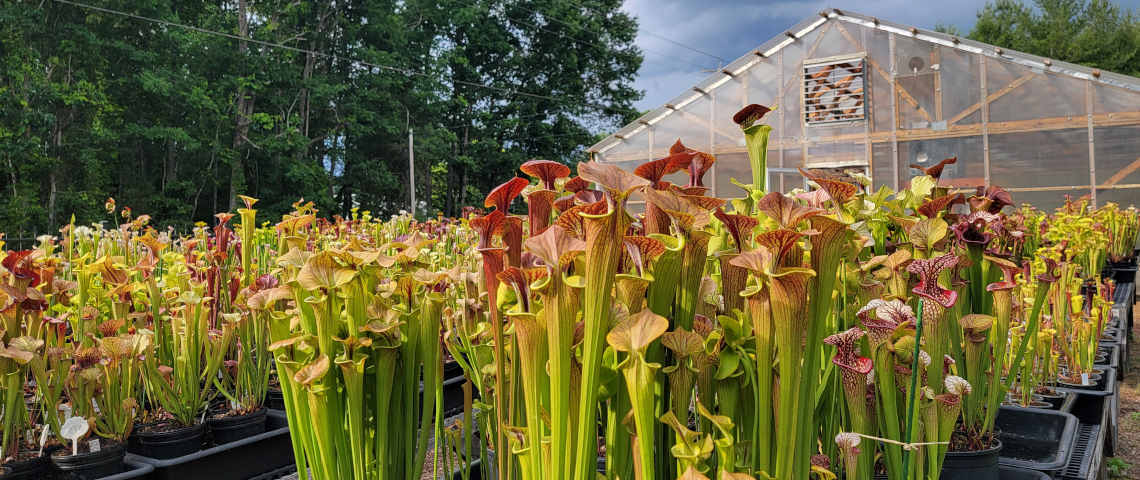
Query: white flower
[
  {"left": 945, "top": 375, "right": 972, "bottom": 396},
  {"left": 835, "top": 432, "right": 861, "bottom": 449}
]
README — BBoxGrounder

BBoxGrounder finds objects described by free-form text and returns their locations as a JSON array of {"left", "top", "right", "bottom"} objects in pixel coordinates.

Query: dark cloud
[{"left": 624, "top": 0, "right": 1140, "bottom": 110}]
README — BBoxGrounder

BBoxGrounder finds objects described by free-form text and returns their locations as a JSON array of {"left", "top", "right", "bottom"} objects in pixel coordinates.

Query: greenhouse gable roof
[{"left": 589, "top": 9, "right": 1140, "bottom": 156}]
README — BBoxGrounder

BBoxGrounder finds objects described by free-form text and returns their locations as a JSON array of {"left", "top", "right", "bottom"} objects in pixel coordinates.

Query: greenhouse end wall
[{"left": 590, "top": 12, "right": 1140, "bottom": 211}]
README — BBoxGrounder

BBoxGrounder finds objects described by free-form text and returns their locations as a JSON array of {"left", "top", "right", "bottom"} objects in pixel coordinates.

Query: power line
[
  {"left": 549, "top": 0, "right": 727, "bottom": 64},
  {"left": 503, "top": 3, "right": 716, "bottom": 72},
  {"left": 638, "top": 30, "right": 726, "bottom": 64},
  {"left": 50, "top": 0, "right": 625, "bottom": 115},
  {"left": 441, "top": 110, "right": 583, "bottom": 131}
]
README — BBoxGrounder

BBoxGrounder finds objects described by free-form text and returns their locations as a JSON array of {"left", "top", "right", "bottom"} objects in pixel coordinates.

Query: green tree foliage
[
  {"left": 970, "top": 0, "right": 1140, "bottom": 76},
  {"left": 0, "top": 0, "right": 642, "bottom": 236}
]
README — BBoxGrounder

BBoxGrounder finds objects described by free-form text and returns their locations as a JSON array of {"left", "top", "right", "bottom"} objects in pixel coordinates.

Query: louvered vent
[{"left": 803, "top": 57, "right": 866, "bottom": 124}]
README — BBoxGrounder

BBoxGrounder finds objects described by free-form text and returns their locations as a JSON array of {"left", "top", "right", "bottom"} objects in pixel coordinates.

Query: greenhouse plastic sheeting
[{"left": 590, "top": 12, "right": 1140, "bottom": 207}]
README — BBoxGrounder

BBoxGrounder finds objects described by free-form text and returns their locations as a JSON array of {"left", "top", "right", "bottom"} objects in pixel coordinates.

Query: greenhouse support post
[{"left": 1087, "top": 78, "right": 1097, "bottom": 207}]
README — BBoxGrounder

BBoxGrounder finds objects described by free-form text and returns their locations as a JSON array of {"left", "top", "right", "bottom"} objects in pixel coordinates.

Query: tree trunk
[
  {"left": 420, "top": 132, "right": 430, "bottom": 216},
  {"left": 446, "top": 140, "right": 460, "bottom": 215},
  {"left": 5, "top": 155, "right": 15, "bottom": 199},
  {"left": 47, "top": 173, "right": 56, "bottom": 229},
  {"left": 459, "top": 121, "right": 470, "bottom": 215},
  {"left": 48, "top": 107, "right": 65, "bottom": 229},
  {"left": 164, "top": 138, "right": 177, "bottom": 193}
]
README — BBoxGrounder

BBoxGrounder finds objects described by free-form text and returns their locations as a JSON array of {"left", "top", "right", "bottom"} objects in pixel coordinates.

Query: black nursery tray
[
  {"left": 1057, "top": 416, "right": 1106, "bottom": 480},
  {"left": 1057, "top": 367, "right": 1118, "bottom": 458},
  {"left": 127, "top": 410, "right": 292, "bottom": 480},
  {"left": 881, "top": 466, "right": 1049, "bottom": 480},
  {"left": 996, "top": 406, "right": 1078, "bottom": 474},
  {"left": 1059, "top": 391, "right": 1114, "bottom": 472},
  {"left": 1113, "top": 281, "right": 1136, "bottom": 333},
  {"left": 89, "top": 459, "right": 154, "bottom": 480},
  {"left": 997, "top": 465, "right": 1051, "bottom": 480}
]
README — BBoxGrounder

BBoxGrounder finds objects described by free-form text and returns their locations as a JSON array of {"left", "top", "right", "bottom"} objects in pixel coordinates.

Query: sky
[{"left": 621, "top": 0, "right": 1138, "bottom": 110}]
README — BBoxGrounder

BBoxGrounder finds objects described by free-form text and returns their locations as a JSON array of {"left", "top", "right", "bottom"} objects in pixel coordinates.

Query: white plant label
[
  {"left": 61, "top": 416, "right": 89, "bottom": 456},
  {"left": 1081, "top": 373, "right": 1091, "bottom": 385},
  {"left": 88, "top": 438, "right": 100, "bottom": 453},
  {"left": 38, "top": 426, "right": 50, "bottom": 455}
]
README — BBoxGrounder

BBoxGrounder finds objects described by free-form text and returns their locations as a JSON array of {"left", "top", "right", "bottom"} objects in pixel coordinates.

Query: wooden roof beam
[{"left": 948, "top": 73, "right": 1035, "bottom": 125}]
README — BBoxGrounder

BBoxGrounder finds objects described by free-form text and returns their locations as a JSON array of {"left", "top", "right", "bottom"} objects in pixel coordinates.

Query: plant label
[
  {"left": 61, "top": 416, "right": 89, "bottom": 456},
  {"left": 89, "top": 438, "right": 100, "bottom": 453},
  {"left": 1081, "top": 373, "right": 1090, "bottom": 385},
  {"left": 39, "top": 426, "right": 50, "bottom": 455}
]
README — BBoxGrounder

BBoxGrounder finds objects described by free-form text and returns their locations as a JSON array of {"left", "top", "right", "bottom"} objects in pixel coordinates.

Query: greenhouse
[
  {"left": 5, "top": 4, "right": 1140, "bottom": 480},
  {"left": 589, "top": 9, "right": 1140, "bottom": 209}
]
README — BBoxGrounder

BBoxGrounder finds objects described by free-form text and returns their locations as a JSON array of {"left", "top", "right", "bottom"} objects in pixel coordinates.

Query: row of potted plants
[
  {"left": 2, "top": 104, "right": 1135, "bottom": 480},
  {"left": 0, "top": 198, "right": 307, "bottom": 479},
  {"left": 389, "top": 104, "right": 1134, "bottom": 480}
]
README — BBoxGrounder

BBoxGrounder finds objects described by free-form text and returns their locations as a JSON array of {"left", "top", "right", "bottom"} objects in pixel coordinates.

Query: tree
[
  {"left": 0, "top": 0, "right": 643, "bottom": 233},
  {"left": 970, "top": 0, "right": 1140, "bottom": 76}
]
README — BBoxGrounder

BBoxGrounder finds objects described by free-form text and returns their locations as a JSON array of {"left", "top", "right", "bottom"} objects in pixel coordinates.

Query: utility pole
[{"left": 408, "top": 127, "right": 416, "bottom": 217}]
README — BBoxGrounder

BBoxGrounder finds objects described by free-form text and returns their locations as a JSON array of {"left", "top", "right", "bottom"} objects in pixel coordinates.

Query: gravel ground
[{"left": 1112, "top": 309, "right": 1139, "bottom": 479}]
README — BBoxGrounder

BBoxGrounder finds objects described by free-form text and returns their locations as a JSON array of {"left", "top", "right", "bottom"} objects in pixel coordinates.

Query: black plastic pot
[
  {"left": 51, "top": 439, "right": 127, "bottom": 479},
  {"left": 130, "top": 422, "right": 206, "bottom": 459},
  {"left": 265, "top": 387, "right": 285, "bottom": 411},
  {"left": 1057, "top": 366, "right": 1116, "bottom": 395},
  {"left": 440, "top": 375, "right": 468, "bottom": 417},
  {"left": 207, "top": 407, "right": 267, "bottom": 445},
  {"left": 432, "top": 361, "right": 474, "bottom": 418},
  {"left": 1057, "top": 373, "right": 1102, "bottom": 389},
  {"left": 1002, "top": 400, "right": 1052, "bottom": 408},
  {"left": 1110, "top": 264, "right": 1137, "bottom": 283},
  {"left": 444, "top": 359, "right": 463, "bottom": 379},
  {"left": 942, "top": 439, "right": 1002, "bottom": 480},
  {"left": 1035, "top": 390, "right": 1072, "bottom": 410},
  {"left": 996, "top": 406, "right": 1078, "bottom": 476},
  {"left": 1, "top": 446, "right": 58, "bottom": 480},
  {"left": 449, "top": 456, "right": 485, "bottom": 478},
  {"left": 1095, "top": 344, "right": 1120, "bottom": 376},
  {"left": 130, "top": 409, "right": 292, "bottom": 480}
]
